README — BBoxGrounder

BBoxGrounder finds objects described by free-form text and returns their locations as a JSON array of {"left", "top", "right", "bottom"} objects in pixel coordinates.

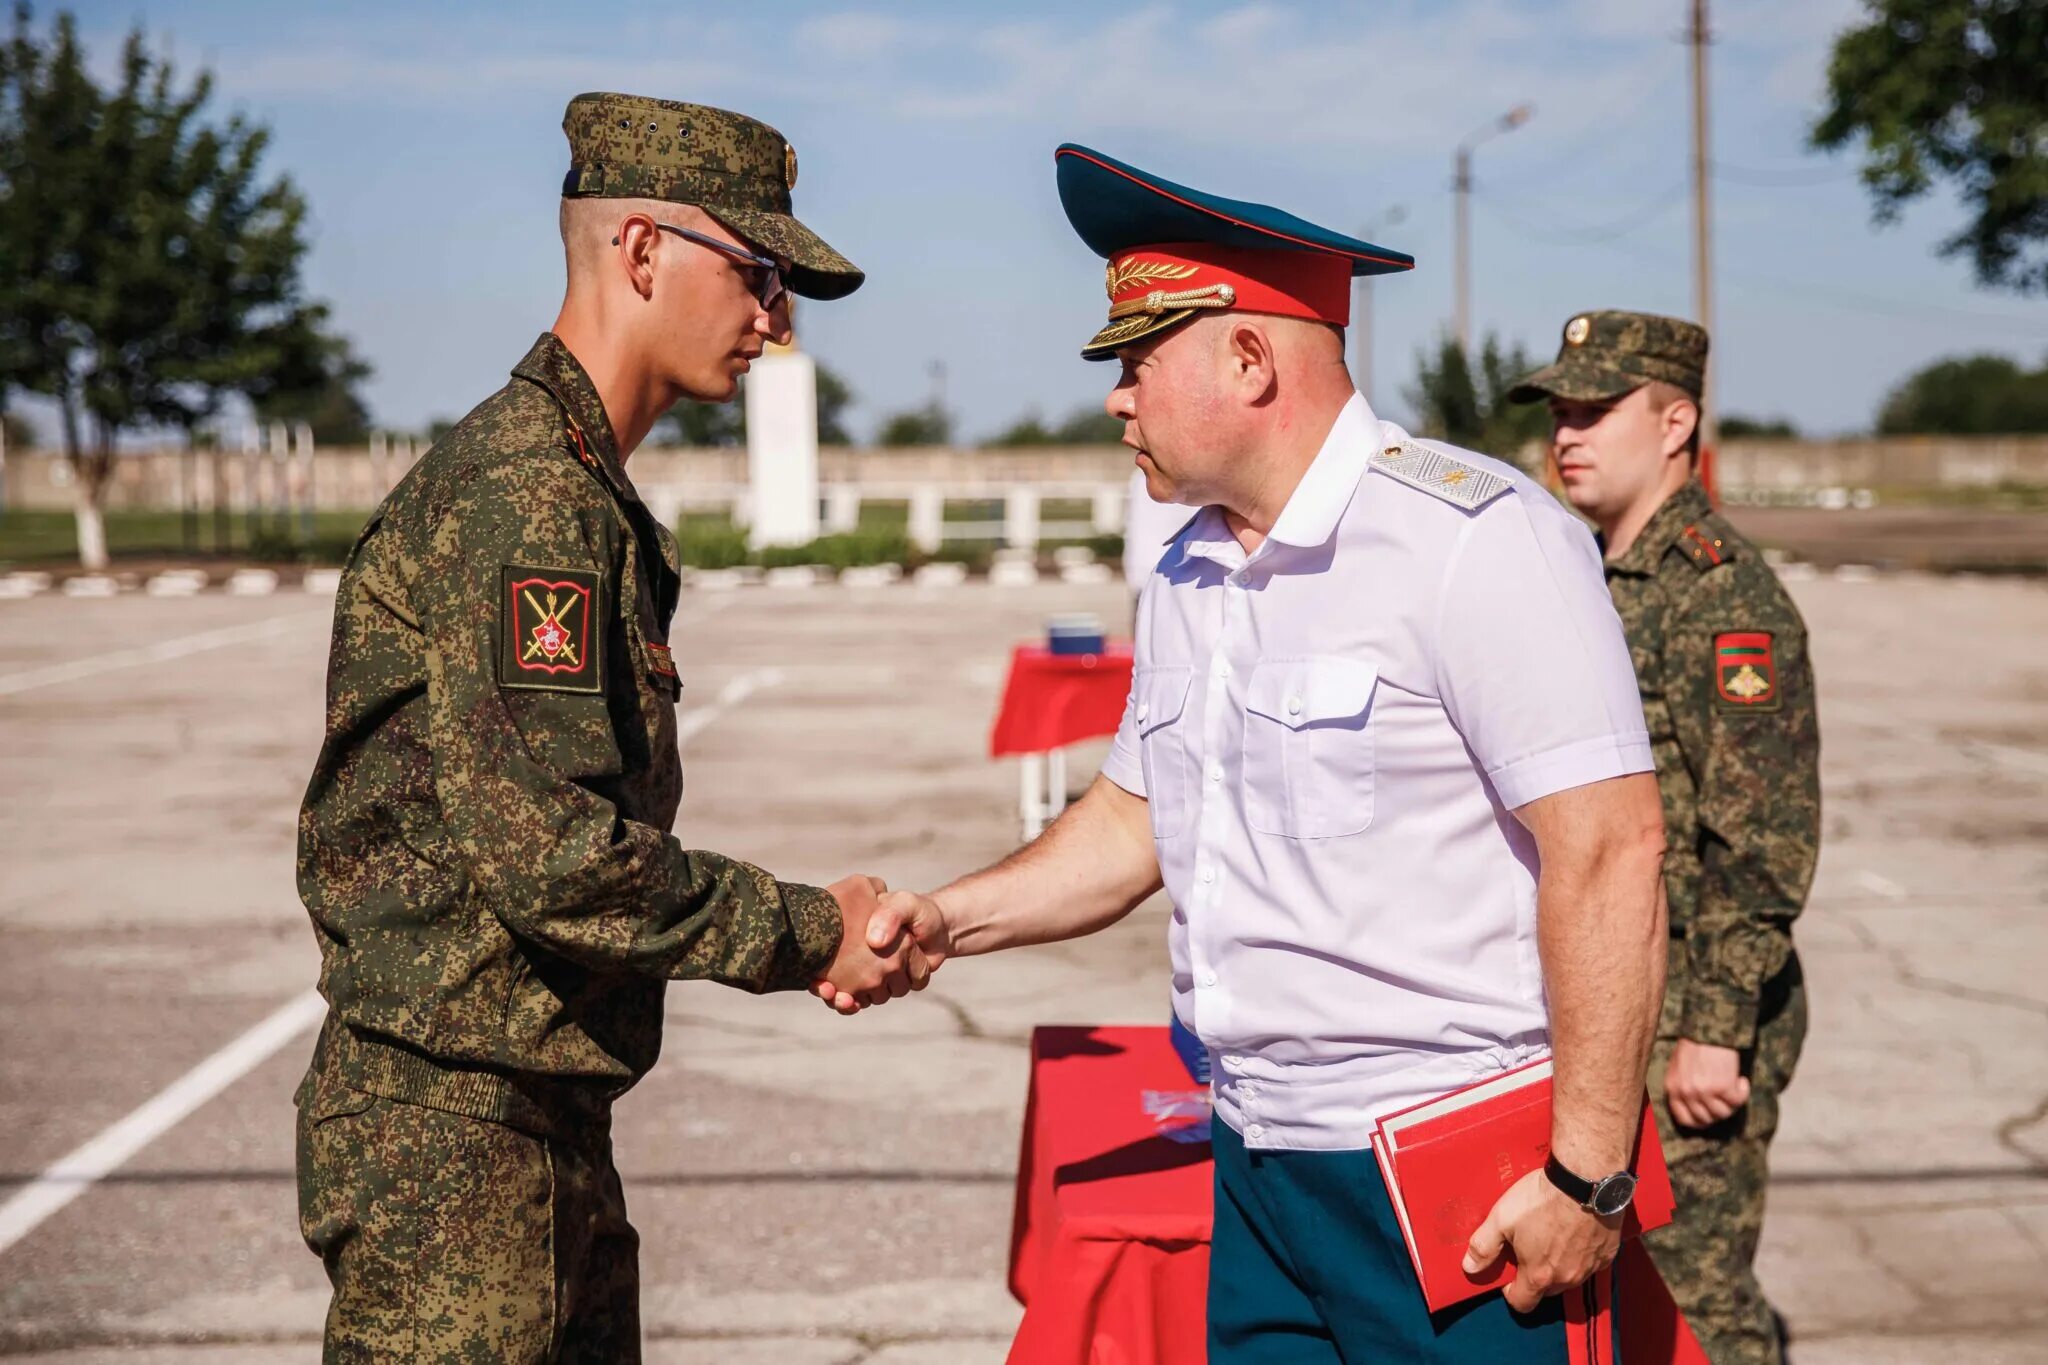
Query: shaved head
[{"left": 559, "top": 196, "right": 711, "bottom": 278}]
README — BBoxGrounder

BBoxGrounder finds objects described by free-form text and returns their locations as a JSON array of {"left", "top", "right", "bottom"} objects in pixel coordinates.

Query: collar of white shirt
[{"left": 1174, "top": 392, "right": 1380, "bottom": 572}]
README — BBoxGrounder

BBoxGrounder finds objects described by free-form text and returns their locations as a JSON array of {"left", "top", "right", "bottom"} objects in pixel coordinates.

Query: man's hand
[
  {"left": 1461, "top": 1167, "right": 1621, "bottom": 1314},
  {"left": 1664, "top": 1039, "right": 1750, "bottom": 1129},
  {"left": 812, "top": 875, "right": 927, "bottom": 1016},
  {"left": 811, "top": 888, "right": 950, "bottom": 1014}
]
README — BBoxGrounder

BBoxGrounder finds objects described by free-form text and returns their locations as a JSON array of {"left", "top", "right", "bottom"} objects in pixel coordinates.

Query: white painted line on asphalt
[
  {"left": 1856, "top": 870, "right": 1906, "bottom": 899},
  {"left": 676, "top": 666, "right": 785, "bottom": 746},
  {"left": 0, "top": 990, "right": 327, "bottom": 1257},
  {"left": 0, "top": 609, "right": 326, "bottom": 699}
]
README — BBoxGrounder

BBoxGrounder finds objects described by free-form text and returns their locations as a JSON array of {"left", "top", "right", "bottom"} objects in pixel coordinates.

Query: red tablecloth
[
  {"left": 1006, "top": 1025, "right": 1708, "bottom": 1365},
  {"left": 989, "top": 645, "right": 1136, "bottom": 758},
  {"left": 1008, "top": 1026, "right": 1213, "bottom": 1365}
]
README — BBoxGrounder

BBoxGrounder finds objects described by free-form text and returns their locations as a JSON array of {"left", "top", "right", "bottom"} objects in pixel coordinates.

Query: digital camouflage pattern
[
  {"left": 295, "top": 332, "right": 843, "bottom": 1358},
  {"left": 561, "top": 92, "right": 864, "bottom": 300},
  {"left": 298, "top": 1062, "right": 640, "bottom": 1363},
  {"left": 1604, "top": 479, "right": 1818, "bottom": 1365},
  {"left": 1508, "top": 309, "right": 1709, "bottom": 403}
]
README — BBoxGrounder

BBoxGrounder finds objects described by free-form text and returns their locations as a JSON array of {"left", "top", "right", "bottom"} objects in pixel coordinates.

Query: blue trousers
[{"left": 1209, "top": 1120, "right": 1615, "bottom": 1364}]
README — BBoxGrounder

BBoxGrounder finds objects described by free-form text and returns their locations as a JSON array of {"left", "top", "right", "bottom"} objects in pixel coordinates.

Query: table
[
  {"left": 1006, "top": 1025, "right": 1707, "bottom": 1365},
  {"left": 988, "top": 644, "right": 1135, "bottom": 839}
]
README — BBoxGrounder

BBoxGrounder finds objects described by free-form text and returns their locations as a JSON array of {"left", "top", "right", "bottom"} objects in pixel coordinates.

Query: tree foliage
[
  {"left": 1401, "top": 333, "right": 1550, "bottom": 472},
  {"left": 874, "top": 399, "right": 953, "bottom": 447},
  {"left": 655, "top": 358, "right": 856, "bottom": 447},
  {"left": 1812, "top": 0, "right": 2048, "bottom": 293},
  {"left": 1720, "top": 414, "right": 1801, "bottom": 439},
  {"left": 1876, "top": 352, "right": 2048, "bottom": 432},
  {"left": 989, "top": 404, "right": 1124, "bottom": 446},
  {"left": 0, "top": 4, "right": 365, "bottom": 564}
]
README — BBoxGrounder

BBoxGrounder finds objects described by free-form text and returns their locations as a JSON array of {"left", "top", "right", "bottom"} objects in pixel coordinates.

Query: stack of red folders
[{"left": 1370, "top": 1057, "right": 1675, "bottom": 1314}]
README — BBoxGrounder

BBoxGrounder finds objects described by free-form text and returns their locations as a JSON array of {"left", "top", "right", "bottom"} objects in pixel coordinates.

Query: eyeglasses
[{"left": 612, "top": 221, "right": 789, "bottom": 310}]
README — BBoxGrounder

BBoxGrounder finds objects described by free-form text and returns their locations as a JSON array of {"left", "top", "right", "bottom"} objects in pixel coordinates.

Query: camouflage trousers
[
  {"left": 295, "top": 1067, "right": 641, "bottom": 1364},
  {"left": 1644, "top": 954, "right": 1807, "bottom": 1365}
]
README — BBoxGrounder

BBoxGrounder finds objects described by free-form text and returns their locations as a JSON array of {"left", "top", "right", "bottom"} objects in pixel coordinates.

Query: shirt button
[
  {"left": 1223, "top": 1053, "right": 1242, "bottom": 1070},
  {"left": 1214, "top": 659, "right": 1231, "bottom": 679},
  {"left": 1231, "top": 570, "right": 1249, "bottom": 587},
  {"left": 1285, "top": 695, "right": 1303, "bottom": 716},
  {"left": 1247, "top": 1124, "right": 1265, "bottom": 1140},
  {"left": 1201, "top": 970, "right": 1218, "bottom": 987},
  {"left": 1199, "top": 866, "right": 1216, "bottom": 884},
  {"left": 1207, "top": 764, "right": 1224, "bottom": 784},
  {"left": 1137, "top": 702, "right": 1151, "bottom": 722}
]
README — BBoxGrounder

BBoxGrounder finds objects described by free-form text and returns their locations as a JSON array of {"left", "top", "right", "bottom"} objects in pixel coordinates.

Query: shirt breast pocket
[
  {"left": 1242, "top": 657, "right": 1379, "bottom": 839},
  {"left": 1134, "top": 666, "right": 1195, "bottom": 840}
]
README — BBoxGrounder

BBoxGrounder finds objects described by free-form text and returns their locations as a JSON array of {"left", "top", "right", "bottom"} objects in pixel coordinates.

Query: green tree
[
  {"left": 0, "top": 5, "right": 350, "bottom": 566},
  {"left": 1402, "top": 333, "right": 1549, "bottom": 472},
  {"left": 989, "top": 404, "right": 1121, "bottom": 446},
  {"left": 1812, "top": 0, "right": 2048, "bottom": 293},
  {"left": 1720, "top": 415, "right": 1801, "bottom": 439},
  {"left": 246, "top": 308, "right": 374, "bottom": 445},
  {"left": 1876, "top": 352, "right": 2048, "bottom": 432},
  {"left": 654, "top": 359, "right": 855, "bottom": 447},
  {"left": 875, "top": 400, "right": 953, "bottom": 446}
]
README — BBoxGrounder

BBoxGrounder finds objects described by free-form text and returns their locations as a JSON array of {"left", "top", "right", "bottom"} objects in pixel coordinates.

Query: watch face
[{"left": 1590, "top": 1172, "right": 1638, "bottom": 1218}]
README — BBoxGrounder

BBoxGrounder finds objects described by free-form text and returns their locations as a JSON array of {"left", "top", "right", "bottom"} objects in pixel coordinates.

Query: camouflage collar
[
  {"left": 510, "top": 333, "right": 632, "bottom": 494},
  {"left": 1605, "top": 479, "right": 1714, "bottom": 577}
]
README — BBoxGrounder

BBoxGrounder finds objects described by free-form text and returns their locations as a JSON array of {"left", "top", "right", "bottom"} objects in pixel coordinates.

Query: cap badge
[
  {"left": 1564, "top": 315, "right": 1591, "bottom": 346},
  {"left": 784, "top": 143, "right": 798, "bottom": 190}
]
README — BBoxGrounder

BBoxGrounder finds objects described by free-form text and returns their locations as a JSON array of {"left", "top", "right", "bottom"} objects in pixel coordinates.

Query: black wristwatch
[{"left": 1543, "top": 1153, "right": 1637, "bottom": 1218}]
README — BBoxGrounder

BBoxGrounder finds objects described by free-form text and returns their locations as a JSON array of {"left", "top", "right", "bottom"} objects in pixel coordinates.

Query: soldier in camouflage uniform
[
  {"left": 294, "top": 93, "right": 913, "bottom": 1363},
  {"left": 1511, "top": 312, "right": 1819, "bottom": 1365}
]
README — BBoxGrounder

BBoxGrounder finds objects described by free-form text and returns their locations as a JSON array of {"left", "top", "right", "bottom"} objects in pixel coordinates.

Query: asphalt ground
[{"left": 2, "top": 571, "right": 2046, "bottom": 1363}]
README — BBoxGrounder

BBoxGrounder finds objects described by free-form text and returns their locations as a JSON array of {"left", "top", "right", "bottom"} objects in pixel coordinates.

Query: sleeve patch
[
  {"left": 500, "top": 564, "right": 603, "bottom": 694},
  {"left": 1714, "top": 631, "right": 1778, "bottom": 710}
]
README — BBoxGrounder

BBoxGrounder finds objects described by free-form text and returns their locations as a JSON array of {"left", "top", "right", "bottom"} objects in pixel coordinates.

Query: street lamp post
[
  {"left": 1353, "top": 206, "right": 1406, "bottom": 408},
  {"left": 1454, "top": 103, "right": 1533, "bottom": 355}
]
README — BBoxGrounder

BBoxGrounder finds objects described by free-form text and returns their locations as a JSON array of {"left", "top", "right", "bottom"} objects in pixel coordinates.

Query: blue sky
[{"left": 57, "top": 0, "right": 2048, "bottom": 440}]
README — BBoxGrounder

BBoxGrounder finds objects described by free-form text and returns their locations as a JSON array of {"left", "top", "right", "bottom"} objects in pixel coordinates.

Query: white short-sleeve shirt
[{"left": 1102, "top": 393, "right": 1651, "bottom": 1150}]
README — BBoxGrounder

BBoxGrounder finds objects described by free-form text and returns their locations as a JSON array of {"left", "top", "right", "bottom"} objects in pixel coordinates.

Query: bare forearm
[
  {"left": 937, "top": 775, "right": 1161, "bottom": 957},
  {"left": 1522, "top": 776, "right": 1668, "bottom": 1174}
]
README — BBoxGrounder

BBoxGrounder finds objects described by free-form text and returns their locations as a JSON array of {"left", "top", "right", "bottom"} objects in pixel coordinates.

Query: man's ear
[
  {"left": 615, "top": 212, "right": 660, "bottom": 301},
  {"left": 1663, "top": 396, "right": 1699, "bottom": 461},
  {"left": 1225, "top": 320, "right": 1279, "bottom": 402}
]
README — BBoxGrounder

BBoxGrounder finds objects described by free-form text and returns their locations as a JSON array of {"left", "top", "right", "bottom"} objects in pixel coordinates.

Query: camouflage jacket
[
  {"left": 1604, "top": 481, "right": 1819, "bottom": 1050},
  {"left": 297, "top": 333, "right": 840, "bottom": 1123}
]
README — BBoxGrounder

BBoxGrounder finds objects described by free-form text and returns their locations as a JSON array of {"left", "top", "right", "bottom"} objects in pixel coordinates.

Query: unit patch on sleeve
[
  {"left": 1714, "top": 631, "right": 1778, "bottom": 710},
  {"left": 499, "top": 564, "right": 603, "bottom": 694}
]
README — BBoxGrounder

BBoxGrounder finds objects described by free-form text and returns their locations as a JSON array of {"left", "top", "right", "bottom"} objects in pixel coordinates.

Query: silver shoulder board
[{"left": 1369, "top": 438, "right": 1513, "bottom": 511}]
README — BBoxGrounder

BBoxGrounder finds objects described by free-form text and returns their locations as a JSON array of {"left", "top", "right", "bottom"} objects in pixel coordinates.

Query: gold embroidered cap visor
[{"left": 561, "top": 92, "right": 864, "bottom": 301}]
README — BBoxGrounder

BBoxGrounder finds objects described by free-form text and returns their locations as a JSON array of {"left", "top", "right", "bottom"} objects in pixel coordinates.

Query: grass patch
[{"left": 0, "top": 508, "right": 370, "bottom": 567}]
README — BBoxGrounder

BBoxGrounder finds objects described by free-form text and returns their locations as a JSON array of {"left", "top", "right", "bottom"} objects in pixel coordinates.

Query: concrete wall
[{"left": 4, "top": 435, "right": 2047, "bottom": 514}]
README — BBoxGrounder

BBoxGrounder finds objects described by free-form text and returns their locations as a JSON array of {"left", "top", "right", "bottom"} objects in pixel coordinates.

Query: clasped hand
[{"left": 810, "top": 882, "right": 952, "bottom": 1016}]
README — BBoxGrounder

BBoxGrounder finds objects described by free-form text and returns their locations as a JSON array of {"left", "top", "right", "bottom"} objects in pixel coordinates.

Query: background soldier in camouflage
[
  {"left": 294, "top": 92, "right": 914, "bottom": 1363},
  {"left": 1512, "top": 312, "right": 1819, "bottom": 1365}
]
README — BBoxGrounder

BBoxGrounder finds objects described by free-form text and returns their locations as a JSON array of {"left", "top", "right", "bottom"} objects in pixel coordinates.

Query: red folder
[{"left": 1370, "top": 1057, "right": 1675, "bottom": 1314}]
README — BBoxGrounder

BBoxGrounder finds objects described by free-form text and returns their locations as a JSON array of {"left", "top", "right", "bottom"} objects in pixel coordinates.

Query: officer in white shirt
[{"left": 840, "top": 146, "right": 1669, "bottom": 1363}]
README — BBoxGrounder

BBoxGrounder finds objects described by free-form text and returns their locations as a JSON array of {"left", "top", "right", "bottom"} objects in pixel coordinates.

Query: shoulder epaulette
[
  {"left": 1677, "top": 520, "right": 1735, "bottom": 573},
  {"left": 1369, "top": 437, "right": 1514, "bottom": 512}
]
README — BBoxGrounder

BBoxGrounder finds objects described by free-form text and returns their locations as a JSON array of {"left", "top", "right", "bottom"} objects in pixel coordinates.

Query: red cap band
[{"left": 1105, "top": 241, "right": 1352, "bottom": 327}]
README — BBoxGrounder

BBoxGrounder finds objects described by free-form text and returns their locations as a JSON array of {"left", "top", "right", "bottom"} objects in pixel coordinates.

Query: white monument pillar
[{"left": 743, "top": 343, "right": 820, "bottom": 551}]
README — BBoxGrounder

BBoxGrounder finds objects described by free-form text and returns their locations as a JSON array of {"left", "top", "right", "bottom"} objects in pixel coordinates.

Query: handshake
[{"left": 810, "top": 875, "right": 954, "bottom": 1015}]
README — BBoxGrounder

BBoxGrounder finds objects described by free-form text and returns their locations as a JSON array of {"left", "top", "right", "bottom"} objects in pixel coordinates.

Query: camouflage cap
[
  {"left": 1508, "top": 309, "right": 1708, "bottom": 404},
  {"left": 561, "top": 92, "right": 863, "bottom": 301}
]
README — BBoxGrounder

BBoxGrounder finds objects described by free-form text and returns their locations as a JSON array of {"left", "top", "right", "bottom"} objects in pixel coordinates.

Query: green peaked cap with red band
[{"left": 1055, "top": 143, "right": 1413, "bottom": 360}]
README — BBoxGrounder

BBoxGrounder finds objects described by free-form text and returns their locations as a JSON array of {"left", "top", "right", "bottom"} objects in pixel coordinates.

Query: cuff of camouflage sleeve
[
  {"left": 764, "top": 881, "right": 843, "bottom": 993},
  {"left": 1679, "top": 977, "right": 1761, "bottom": 1050}
]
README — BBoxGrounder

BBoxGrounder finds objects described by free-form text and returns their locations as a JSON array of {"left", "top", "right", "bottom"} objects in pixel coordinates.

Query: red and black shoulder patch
[
  {"left": 1714, "top": 631, "right": 1778, "bottom": 710},
  {"left": 1680, "top": 524, "right": 1725, "bottom": 570},
  {"left": 499, "top": 564, "right": 602, "bottom": 694}
]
